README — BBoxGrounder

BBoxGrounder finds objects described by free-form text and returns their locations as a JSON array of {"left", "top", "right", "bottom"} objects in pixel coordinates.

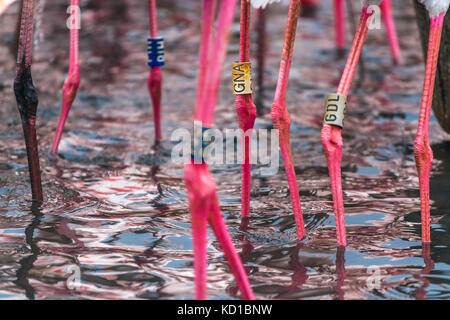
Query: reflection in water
[
  {"left": 228, "top": 217, "right": 255, "bottom": 297},
  {"left": 238, "top": 217, "right": 255, "bottom": 261},
  {"left": 133, "top": 236, "right": 166, "bottom": 266},
  {"left": 149, "top": 164, "right": 168, "bottom": 214},
  {"left": 278, "top": 244, "right": 308, "bottom": 299},
  {"left": 289, "top": 245, "right": 308, "bottom": 289},
  {"left": 15, "top": 202, "right": 43, "bottom": 300},
  {"left": 55, "top": 217, "right": 85, "bottom": 252},
  {"left": 414, "top": 243, "right": 434, "bottom": 300},
  {"left": 334, "top": 246, "right": 346, "bottom": 300}
]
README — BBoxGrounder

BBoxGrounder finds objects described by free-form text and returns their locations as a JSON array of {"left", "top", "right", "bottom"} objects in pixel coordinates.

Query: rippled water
[{"left": 1, "top": 1, "right": 449, "bottom": 300}]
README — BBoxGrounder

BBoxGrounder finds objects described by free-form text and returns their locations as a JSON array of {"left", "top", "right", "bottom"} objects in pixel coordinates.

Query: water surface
[{"left": 0, "top": 0, "right": 449, "bottom": 300}]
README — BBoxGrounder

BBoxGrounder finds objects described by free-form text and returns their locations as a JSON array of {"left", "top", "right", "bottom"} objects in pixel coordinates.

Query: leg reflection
[
  {"left": 15, "top": 202, "right": 43, "bottom": 300},
  {"left": 277, "top": 244, "right": 308, "bottom": 299},
  {"left": 334, "top": 246, "right": 346, "bottom": 300},
  {"left": 414, "top": 243, "right": 435, "bottom": 300}
]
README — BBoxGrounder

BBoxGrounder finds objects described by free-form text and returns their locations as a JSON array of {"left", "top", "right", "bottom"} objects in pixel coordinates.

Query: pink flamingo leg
[
  {"left": 208, "top": 189, "right": 254, "bottom": 300},
  {"left": 380, "top": 0, "right": 402, "bottom": 65},
  {"left": 198, "top": 0, "right": 237, "bottom": 125},
  {"left": 334, "top": 0, "right": 346, "bottom": 54},
  {"left": 185, "top": 0, "right": 253, "bottom": 300},
  {"left": 185, "top": 163, "right": 210, "bottom": 300},
  {"left": 14, "top": 0, "right": 43, "bottom": 201},
  {"left": 414, "top": 14, "right": 445, "bottom": 243},
  {"left": 255, "top": 7, "right": 266, "bottom": 116},
  {"left": 271, "top": 0, "right": 306, "bottom": 240},
  {"left": 236, "top": 0, "right": 257, "bottom": 218},
  {"left": 147, "top": 0, "right": 163, "bottom": 144},
  {"left": 195, "top": 0, "right": 216, "bottom": 117},
  {"left": 52, "top": 0, "right": 80, "bottom": 154},
  {"left": 321, "top": 7, "right": 373, "bottom": 246},
  {"left": 186, "top": 1, "right": 216, "bottom": 299}
]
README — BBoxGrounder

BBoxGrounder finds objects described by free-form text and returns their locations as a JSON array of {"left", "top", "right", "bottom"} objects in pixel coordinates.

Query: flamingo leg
[
  {"left": 148, "top": 68, "right": 162, "bottom": 144},
  {"left": 147, "top": 0, "right": 163, "bottom": 145},
  {"left": 334, "top": 0, "right": 346, "bottom": 55},
  {"left": 236, "top": 0, "right": 257, "bottom": 218},
  {"left": 271, "top": 0, "right": 306, "bottom": 240},
  {"left": 195, "top": 0, "right": 216, "bottom": 115},
  {"left": 185, "top": 163, "right": 254, "bottom": 300},
  {"left": 52, "top": 0, "right": 80, "bottom": 154},
  {"left": 255, "top": 6, "right": 266, "bottom": 116},
  {"left": 185, "top": 163, "right": 210, "bottom": 300},
  {"left": 414, "top": 14, "right": 444, "bottom": 243},
  {"left": 14, "top": 0, "right": 43, "bottom": 202},
  {"left": 185, "top": 0, "right": 216, "bottom": 299},
  {"left": 208, "top": 189, "right": 255, "bottom": 300},
  {"left": 197, "top": 0, "right": 237, "bottom": 125},
  {"left": 380, "top": 0, "right": 402, "bottom": 64},
  {"left": 185, "top": 0, "right": 253, "bottom": 300},
  {"left": 321, "top": 7, "right": 373, "bottom": 246}
]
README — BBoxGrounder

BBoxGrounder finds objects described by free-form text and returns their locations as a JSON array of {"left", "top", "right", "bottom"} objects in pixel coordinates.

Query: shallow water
[{"left": 1, "top": 1, "right": 449, "bottom": 300}]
